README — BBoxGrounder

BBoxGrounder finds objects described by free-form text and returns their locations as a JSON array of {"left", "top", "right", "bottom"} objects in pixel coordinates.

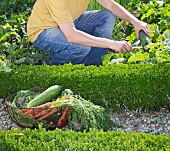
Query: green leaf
[
  {"left": 33, "top": 53, "right": 44, "bottom": 61},
  {"left": 102, "top": 53, "right": 115, "bottom": 65},
  {"left": 156, "top": 117, "right": 161, "bottom": 124},
  {"left": 163, "top": 29, "right": 170, "bottom": 42},
  {"left": 147, "top": 8, "right": 155, "bottom": 16},
  {"left": 128, "top": 52, "right": 147, "bottom": 63},
  {"left": 14, "top": 57, "right": 26, "bottom": 64},
  {"left": 0, "top": 60, "right": 12, "bottom": 72},
  {"left": 25, "top": 58, "right": 35, "bottom": 64},
  {"left": 149, "top": 24, "right": 159, "bottom": 37}
]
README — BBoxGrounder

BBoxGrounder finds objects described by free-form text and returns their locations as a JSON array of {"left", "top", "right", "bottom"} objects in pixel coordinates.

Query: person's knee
[
  {"left": 78, "top": 45, "right": 91, "bottom": 57},
  {"left": 71, "top": 45, "right": 91, "bottom": 64}
]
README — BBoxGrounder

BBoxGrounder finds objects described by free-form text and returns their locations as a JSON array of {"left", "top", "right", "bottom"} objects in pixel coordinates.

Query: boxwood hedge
[
  {"left": 0, "top": 63, "right": 169, "bottom": 111},
  {"left": 0, "top": 127, "right": 169, "bottom": 151}
]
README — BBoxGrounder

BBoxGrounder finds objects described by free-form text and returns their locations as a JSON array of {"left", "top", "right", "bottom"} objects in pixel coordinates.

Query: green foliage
[
  {"left": 0, "top": 64, "right": 169, "bottom": 111},
  {"left": 0, "top": 12, "right": 46, "bottom": 65},
  {"left": 0, "top": 128, "right": 169, "bottom": 151},
  {"left": 0, "top": 0, "right": 35, "bottom": 16},
  {"left": 87, "top": 0, "right": 105, "bottom": 11},
  {"left": 115, "top": 0, "right": 170, "bottom": 39},
  {"left": 0, "top": 60, "right": 12, "bottom": 72},
  {"left": 0, "top": 0, "right": 169, "bottom": 67},
  {"left": 127, "top": 1, "right": 170, "bottom": 41},
  {"left": 104, "top": 0, "right": 170, "bottom": 64}
]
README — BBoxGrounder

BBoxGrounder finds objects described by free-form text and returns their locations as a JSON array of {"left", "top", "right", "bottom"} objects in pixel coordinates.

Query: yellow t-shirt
[{"left": 27, "top": 0, "right": 90, "bottom": 42}]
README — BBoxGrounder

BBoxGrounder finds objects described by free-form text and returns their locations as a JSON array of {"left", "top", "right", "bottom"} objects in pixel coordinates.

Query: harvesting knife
[{"left": 132, "top": 46, "right": 143, "bottom": 49}]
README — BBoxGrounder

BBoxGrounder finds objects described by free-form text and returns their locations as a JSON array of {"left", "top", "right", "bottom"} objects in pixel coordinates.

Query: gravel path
[
  {"left": 110, "top": 109, "right": 170, "bottom": 134},
  {"left": 0, "top": 103, "right": 170, "bottom": 134}
]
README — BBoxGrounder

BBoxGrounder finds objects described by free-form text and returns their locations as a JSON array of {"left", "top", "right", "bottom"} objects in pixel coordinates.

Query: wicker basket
[{"left": 5, "top": 87, "right": 68, "bottom": 129}]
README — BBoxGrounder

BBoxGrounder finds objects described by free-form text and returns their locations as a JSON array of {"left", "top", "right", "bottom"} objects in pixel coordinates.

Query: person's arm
[
  {"left": 96, "top": 0, "right": 150, "bottom": 38},
  {"left": 58, "top": 22, "right": 132, "bottom": 53}
]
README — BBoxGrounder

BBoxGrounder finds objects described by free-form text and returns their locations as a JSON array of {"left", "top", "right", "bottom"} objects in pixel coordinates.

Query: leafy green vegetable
[
  {"left": 51, "top": 95, "right": 121, "bottom": 131},
  {"left": 12, "top": 90, "right": 40, "bottom": 107}
]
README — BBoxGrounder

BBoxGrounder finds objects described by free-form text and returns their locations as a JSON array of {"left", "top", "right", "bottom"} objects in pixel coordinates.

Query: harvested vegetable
[
  {"left": 37, "top": 108, "right": 57, "bottom": 121},
  {"left": 50, "top": 95, "right": 118, "bottom": 131},
  {"left": 34, "top": 110, "right": 49, "bottom": 118},
  {"left": 58, "top": 106, "right": 69, "bottom": 128},
  {"left": 139, "top": 30, "right": 150, "bottom": 47},
  {"left": 0, "top": 98, "right": 5, "bottom": 105},
  {"left": 23, "top": 109, "right": 34, "bottom": 116},
  {"left": 12, "top": 90, "right": 39, "bottom": 107},
  {"left": 16, "top": 96, "right": 26, "bottom": 107},
  {"left": 9, "top": 87, "right": 119, "bottom": 131},
  {"left": 22, "top": 102, "right": 52, "bottom": 117},
  {"left": 27, "top": 85, "right": 62, "bottom": 108},
  {"left": 21, "top": 102, "right": 52, "bottom": 113},
  {"left": 21, "top": 108, "right": 31, "bottom": 114}
]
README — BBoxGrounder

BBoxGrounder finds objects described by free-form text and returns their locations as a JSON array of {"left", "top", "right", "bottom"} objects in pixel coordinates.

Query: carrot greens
[{"left": 50, "top": 95, "right": 121, "bottom": 131}]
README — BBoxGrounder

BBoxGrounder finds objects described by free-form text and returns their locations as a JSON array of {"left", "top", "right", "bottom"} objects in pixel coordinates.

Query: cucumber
[
  {"left": 139, "top": 30, "right": 150, "bottom": 47},
  {"left": 27, "top": 85, "right": 62, "bottom": 107}
]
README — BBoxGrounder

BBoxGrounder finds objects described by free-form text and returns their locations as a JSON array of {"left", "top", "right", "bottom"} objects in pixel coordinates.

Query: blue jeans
[{"left": 33, "top": 10, "right": 116, "bottom": 65}]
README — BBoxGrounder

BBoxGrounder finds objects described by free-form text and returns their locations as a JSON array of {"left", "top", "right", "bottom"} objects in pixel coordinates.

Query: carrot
[
  {"left": 21, "top": 102, "right": 52, "bottom": 116},
  {"left": 58, "top": 106, "right": 69, "bottom": 128},
  {"left": 33, "top": 102, "right": 52, "bottom": 108},
  {"left": 34, "top": 109, "right": 48, "bottom": 118},
  {"left": 37, "top": 108, "right": 57, "bottom": 121},
  {"left": 21, "top": 108, "right": 29, "bottom": 113},
  {"left": 32, "top": 102, "right": 52, "bottom": 117},
  {"left": 22, "top": 108, "right": 42, "bottom": 117},
  {"left": 23, "top": 109, "right": 34, "bottom": 116}
]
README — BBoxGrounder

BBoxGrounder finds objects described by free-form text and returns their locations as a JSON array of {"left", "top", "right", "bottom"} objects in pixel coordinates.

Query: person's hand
[
  {"left": 109, "top": 41, "right": 133, "bottom": 53},
  {"left": 132, "top": 20, "right": 150, "bottom": 39}
]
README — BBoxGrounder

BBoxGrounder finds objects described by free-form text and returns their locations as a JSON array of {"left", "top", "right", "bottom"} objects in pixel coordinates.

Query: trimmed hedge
[
  {"left": 0, "top": 64, "right": 169, "bottom": 111},
  {"left": 0, "top": 127, "right": 169, "bottom": 151}
]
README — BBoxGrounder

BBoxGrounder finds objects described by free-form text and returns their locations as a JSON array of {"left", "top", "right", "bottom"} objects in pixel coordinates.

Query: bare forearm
[
  {"left": 109, "top": 1, "right": 138, "bottom": 25},
  {"left": 68, "top": 29, "right": 132, "bottom": 53},
  {"left": 98, "top": 0, "right": 149, "bottom": 38},
  {"left": 96, "top": 0, "right": 138, "bottom": 24},
  {"left": 69, "top": 29, "right": 114, "bottom": 48},
  {"left": 59, "top": 19, "right": 133, "bottom": 53}
]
